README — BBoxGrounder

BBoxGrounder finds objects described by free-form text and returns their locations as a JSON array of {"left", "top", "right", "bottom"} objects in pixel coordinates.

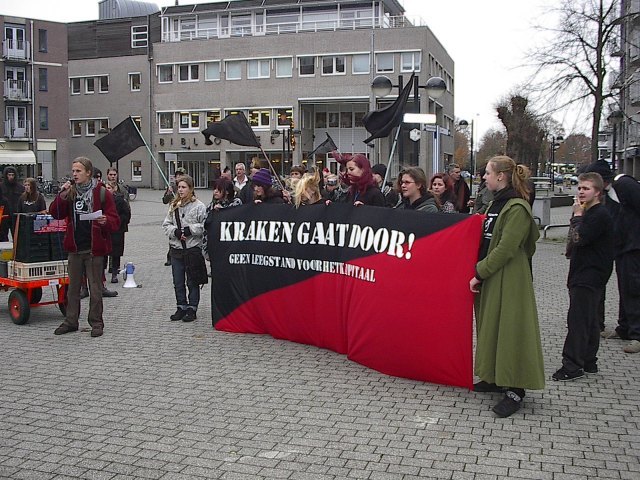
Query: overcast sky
[{"left": 0, "top": 0, "right": 565, "bottom": 140}]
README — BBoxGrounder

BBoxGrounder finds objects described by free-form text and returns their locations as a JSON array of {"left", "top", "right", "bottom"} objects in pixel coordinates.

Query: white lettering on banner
[
  {"left": 227, "top": 252, "right": 377, "bottom": 283},
  {"left": 220, "top": 221, "right": 416, "bottom": 260}
]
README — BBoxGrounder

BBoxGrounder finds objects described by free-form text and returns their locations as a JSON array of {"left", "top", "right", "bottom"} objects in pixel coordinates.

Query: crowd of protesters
[{"left": 3, "top": 147, "right": 638, "bottom": 421}]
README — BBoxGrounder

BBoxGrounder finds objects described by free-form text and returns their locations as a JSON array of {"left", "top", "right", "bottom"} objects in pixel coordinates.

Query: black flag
[
  {"left": 93, "top": 117, "right": 145, "bottom": 163},
  {"left": 308, "top": 132, "right": 338, "bottom": 156},
  {"left": 362, "top": 73, "right": 415, "bottom": 144},
  {"left": 201, "top": 112, "right": 261, "bottom": 148}
]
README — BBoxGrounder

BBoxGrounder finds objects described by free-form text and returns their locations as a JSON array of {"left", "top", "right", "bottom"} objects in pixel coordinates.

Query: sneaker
[
  {"left": 492, "top": 390, "right": 522, "bottom": 418},
  {"left": 110, "top": 274, "right": 118, "bottom": 284},
  {"left": 623, "top": 340, "right": 640, "bottom": 354},
  {"left": 182, "top": 309, "right": 197, "bottom": 322},
  {"left": 79, "top": 287, "right": 89, "bottom": 299},
  {"left": 552, "top": 366, "right": 584, "bottom": 381},
  {"left": 164, "top": 260, "right": 171, "bottom": 266},
  {"left": 102, "top": 287, "right": 118, "bottom": 298},
  {"left": 600, "top": 329, "right": 619, "bottom": 339},
  {"left": 170, "top": 308, "right": 186, "bottom": 321},
  {"left": 584, "top": 364, "right": 598, "bottom": 374},
  {"left": 90, "top": 328, "right": 103, "bottom": 338},
  {"left": 473, "top": 381, "right": 504, "bottom": 393},
  {"left": 54, "top": 324, "right": 78, "bottom": 335}
]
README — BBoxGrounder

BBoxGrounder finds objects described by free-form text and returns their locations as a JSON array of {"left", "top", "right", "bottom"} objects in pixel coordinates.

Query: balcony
[
  {"left": 3, "top": 120, "right": 32, "bottom": 140},
  {"left": 2, "top": 39, "right": 31, "bottom": 62},
  {"left": 161, "top": 14, "right": 419, "bottom": 42},
  {"left": 3, "top": 80, "right": 31, "bottom": 102}
]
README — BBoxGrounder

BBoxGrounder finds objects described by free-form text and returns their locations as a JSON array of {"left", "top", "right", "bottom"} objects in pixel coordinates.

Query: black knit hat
[
  {"left": 371, "top": 163, "right": 387, "bottom": 178},
  {"left": 585, "top": 159, "right": 613, "bottom": 182}
]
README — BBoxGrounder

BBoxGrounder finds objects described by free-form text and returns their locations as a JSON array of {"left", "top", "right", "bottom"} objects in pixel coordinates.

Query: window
[
  {"left": 299, "top": 56, "right": 315, "bottom": 76},
  {"left": 70, "top": 78, "right": 81, "bottom": 95},
  {"left": 205, "top": 61, "right": 220, "bottom": 81},
  {"left": 38, "top": 29, "right": 47, "bottom": 52},
  {"left": 249, "top": 109, "right": 270, "bottom": 128},
  {"left": 226, "top": 61, "right": 242, "bottom": 80},
  {"left": 71, "top": 120, "right": 82, "bottom": 137},
  {"left": 315, "top": 111, "right": 326, "bottom": 128},
  {"left": 85, "top": 77, "right": 95, "bottom": 94},
  {"left": 131, "top": 25, "right": 148, "bottom": 48},
  {"left": 354, "top": 111, "right": 366, "bottom": 127},
  {"left": 205, "top": 110, "right": 221, "bottom": 126},
  {"left": 159, "top": 112, "right": 174, "bottom": 132},
  {"left": 277, "top": 108, "right": 293, "bottom": 126},
  {"left": 129, "top": 73, "right": 141, "bottom": 91},
  {"left": 39, "top": 68, "right": 48, "bottom": 91},
  {"left": 132, "top": 116, "right": 141, "bottom": 130},
  {"left": 131, "top": 160, "right": 142, "bottom": 182},
  {"left": 99, "top": 119, "right": 109, "bottom": 131},
  {"left": 340, "top": 112, "right": 352, "bottom": 128},
  {"left": 322, "top": 56, "right": 345, "bottom": 75},
  {"left": 39, "top": 107, "right": 48, "bottom": 130},
  {"left": 401, "top": 52, "right": 421, "bottom": 72},
  {"left": 275, "top": 57, "right": 292, "bottom": 78},
  {"left": 352, "top": 54, "right": 369, "bottom": 74},
  {"left": 328, "top": 112, "right": 339, "bottom": 128},
  {"left": 179, "top": 64, "right": 199, "bottom": 82},
  {"left": 179, "top": 112, "right": 200, "bottom": 131},
  {"left": 158, "top": 65, "right": 173, "bottom": 83},
  {"left": 248, "top": 59, "right": 270, "bottom": 79},
  {"left": 376, "top": 53, "right": 394, "bottom": 73},
  {"left": 99, "top": 76, "right": 109, "bottom": 93},
  {"left": 87, "top": 120, "right": 96, "bottom": 136}
]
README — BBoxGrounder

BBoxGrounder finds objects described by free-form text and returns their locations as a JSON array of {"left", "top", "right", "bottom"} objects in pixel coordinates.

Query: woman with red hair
[
  {"left": 333, "top": 152, "right": 384, "bottom": 206},
  {"left": 430, "top": 173, "right": 457, "bottom": 213}
]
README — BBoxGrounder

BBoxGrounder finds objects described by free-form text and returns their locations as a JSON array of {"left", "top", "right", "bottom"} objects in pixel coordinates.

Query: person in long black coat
[{"left": 105, "top": 182, "right": 131, "bottom": 283}]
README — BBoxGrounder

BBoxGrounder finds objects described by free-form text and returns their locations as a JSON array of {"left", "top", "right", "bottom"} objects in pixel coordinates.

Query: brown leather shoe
[
  {"left": 54, "top": 324, "right": 78, "bottom": 335},
  {"left": 90, "top": 328, "right": 103, "bottom": 337}
]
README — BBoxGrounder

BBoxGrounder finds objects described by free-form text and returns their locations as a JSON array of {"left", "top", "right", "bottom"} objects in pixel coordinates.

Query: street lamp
[
  {"left": 608, "top": 110, "right": 623, "bottom": 171},
  {"left": 458, "top": 118, "right": 475, "bottom": 177},
  {"left": 549, "top": 134, "right": 564, "bottom": 193},
  {"left": 370, "top": 74, "right": 446, "bottom": 170},
  {"left": 271, "top": 125, "right": 301, "bottom": 178}
]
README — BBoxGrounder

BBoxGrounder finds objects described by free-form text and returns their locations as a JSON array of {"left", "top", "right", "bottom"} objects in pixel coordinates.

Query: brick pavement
[{"left": 0, "top": 188, "right": 638, "bottom": 480}]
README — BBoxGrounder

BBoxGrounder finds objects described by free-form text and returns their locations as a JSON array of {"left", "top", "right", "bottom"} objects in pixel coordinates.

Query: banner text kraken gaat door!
[{"left": 208, "top": 203, "right": 484, "bottom": 388}]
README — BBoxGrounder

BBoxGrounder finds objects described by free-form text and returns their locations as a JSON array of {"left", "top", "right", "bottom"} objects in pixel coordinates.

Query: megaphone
[{"left": 120, "top": 262, "right": 138, "bottom": 288}]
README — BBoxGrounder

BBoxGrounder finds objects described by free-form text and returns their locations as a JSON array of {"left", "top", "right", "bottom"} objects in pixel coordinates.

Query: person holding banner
[
  {"left": 163, "top": 175, "right": 207, "bottom": 323},
  {"left": 293, "top": 172, "right": 322, "bottom": 207},
  {"left": 333, "top": 153, "right": 384, "bottom": 207},
  {"left": 469, "top": 156, "right": 544, "bottom": 418},
  {"left": 252, "top": 168, "right": 285, "bottom": 204},
  {"left": 395, "top": 167, "right": 439, "bottom": 213}
]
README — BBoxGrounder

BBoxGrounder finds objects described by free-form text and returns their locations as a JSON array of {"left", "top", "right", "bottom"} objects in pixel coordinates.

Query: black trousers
[
  {"left": 562, "top": 285, "right": 600, "bottom": 372},
  {"left": 616, "top": 251, "right": 640, "bottom": 340}
]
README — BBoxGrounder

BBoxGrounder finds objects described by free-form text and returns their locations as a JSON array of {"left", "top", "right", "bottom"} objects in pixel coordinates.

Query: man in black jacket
[{"left": 552, "top": 173, "right": 614, "bottom": 380}]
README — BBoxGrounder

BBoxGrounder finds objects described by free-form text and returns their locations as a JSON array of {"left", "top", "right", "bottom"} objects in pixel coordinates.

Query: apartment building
[
  {"left": 1, "top": 15, "right": 68, "bottom": 179},
  {"left": 615, "top": 0, "right": 640, "bottom": 177}
]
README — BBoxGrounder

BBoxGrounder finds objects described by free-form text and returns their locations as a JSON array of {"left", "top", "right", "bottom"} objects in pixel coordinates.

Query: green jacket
[{"left": 474, "top": 198, "right": 545, "bottom": 390}]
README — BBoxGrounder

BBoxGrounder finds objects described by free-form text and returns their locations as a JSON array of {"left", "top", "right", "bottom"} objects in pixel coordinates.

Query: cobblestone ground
[{"left": 0, "top": 189, "right": 638, "bottom": 480}]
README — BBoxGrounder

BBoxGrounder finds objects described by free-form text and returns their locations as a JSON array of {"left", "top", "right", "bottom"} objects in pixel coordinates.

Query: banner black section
[{"left": 208, "top": 203, "right": 470, "bottom": 321}]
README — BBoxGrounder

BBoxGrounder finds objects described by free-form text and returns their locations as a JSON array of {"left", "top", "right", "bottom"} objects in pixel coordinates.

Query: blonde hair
[
  {"left": 169, "top": 174, "right": 197, "bottom": 212},
  {"left": 293, "top": 171, "right": 321, "bottom": 208},
  {"left": 487, "top": 155, "right": 531, "bottom": 200}
]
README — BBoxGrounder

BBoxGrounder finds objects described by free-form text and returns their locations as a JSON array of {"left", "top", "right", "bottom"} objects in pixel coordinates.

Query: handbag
[{"left": 174, "top": 208, "right": 208, "bottom": 285}]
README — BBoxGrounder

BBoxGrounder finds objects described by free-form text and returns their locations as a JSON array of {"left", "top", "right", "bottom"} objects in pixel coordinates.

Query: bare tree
[
  {"left": 476, "top": 129, "right": 508, "bottom": 167},
  {"left": 525, "top": 0, "right": 620, "bottom": 161},
  {"left": 453, "top": 122, "right": 471, "bottom": 170}
]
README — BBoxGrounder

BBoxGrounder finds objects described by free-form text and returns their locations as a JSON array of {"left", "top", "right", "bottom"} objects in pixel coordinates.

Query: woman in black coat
[
  {"left": 16, "top": 177, "right": 47, "bottom": 214},
  {"left": 106, "top": 182, "right": 131, "bottom": 283}
]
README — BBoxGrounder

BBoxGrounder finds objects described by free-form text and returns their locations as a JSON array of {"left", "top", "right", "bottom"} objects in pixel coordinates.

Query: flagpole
[
  {"left": 381, "top": 125, "right": 402, "bottom": 188},
  {"left": 257, "top": 145, "right": 286, "bottom": 191},
  {"left": 130, "top": 118, "right": 170, "bottom": 188}
]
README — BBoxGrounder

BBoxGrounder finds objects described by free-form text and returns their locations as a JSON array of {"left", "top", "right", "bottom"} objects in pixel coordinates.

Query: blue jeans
[{"left": 171, "top": 255, "right": 200, "bottom": 311}]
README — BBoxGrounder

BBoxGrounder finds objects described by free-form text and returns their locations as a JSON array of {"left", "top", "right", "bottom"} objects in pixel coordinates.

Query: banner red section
[{"left": 215, "top": 215, "right": 483, "bottom": 388}]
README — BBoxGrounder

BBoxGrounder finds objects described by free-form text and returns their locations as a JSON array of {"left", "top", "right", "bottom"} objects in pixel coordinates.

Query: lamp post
[
  {"left": 370, "top": 74, "right": 446, "bottom": 171},
  {"left": 608, "top": 110, "right": 623, "bottom": 171},
  {"left": 549, "top": 134, "right": 564, "bottom": 193},
  {"left": 271, "top": 123, "right": 301, "bottom": 178},
  {"left": 458, "top": 118, "right": 475, "bottom": 178}
]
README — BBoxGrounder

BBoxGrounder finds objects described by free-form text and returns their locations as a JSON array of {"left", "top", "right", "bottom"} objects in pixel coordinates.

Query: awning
[{"left": 0, "top": 150, "right": 36, "bottom": 165}]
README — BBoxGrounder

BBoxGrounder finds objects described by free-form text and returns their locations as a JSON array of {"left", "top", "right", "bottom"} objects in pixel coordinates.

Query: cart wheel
[
  {"left": 58, "top": 285, "right": 68, "bottom": 317},
  {"left": 30, "top": 287, "right": 43, "bottom": 305},
  {"left": 8, "top": 289, "right": 30, "bottom": 325}
]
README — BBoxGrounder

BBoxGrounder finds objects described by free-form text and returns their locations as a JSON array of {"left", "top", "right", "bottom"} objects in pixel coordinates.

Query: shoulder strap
[
  {"left": 100, "top": 185, "right": 106, "bottom": 204},
  {"left": 174, "top": 208, "right": 188, "bottom": 250}
]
